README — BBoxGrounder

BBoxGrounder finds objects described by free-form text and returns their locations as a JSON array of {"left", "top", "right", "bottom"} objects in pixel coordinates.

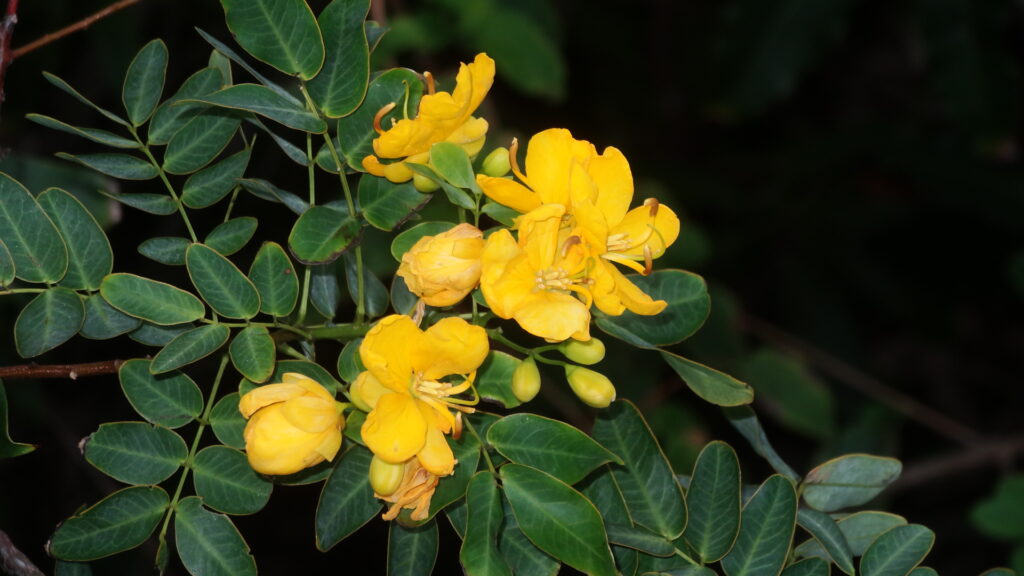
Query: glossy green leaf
[
  {"left": 289, "top": 205, "right": 360, "bottom": 264},
  {"left": 243, "top": 359, "right": 341, "bottom": 396},
  {"left": 149, "top": 67, "right": 225, "bottom": 145},
  {"left": 84, "top": 422, "right": 187, "bottom": 485},
  {"left": 500, "top": 463, "right": 616, "bottom": 576},
  {"left": 229, "top": 325, "right": 275, "bottom": 383},
  {"left": 315, "top": 445, "right": 381, "bottom": 551},
  {"left": 388, "top": 520, "right": 439, "bottom": 576},
  {"left": 122, "top": 39, "right": 168, "bottom": 126},
  {"left": 119, "top": 359, "right": 203, "bottom": 429},
  {"left": 343, "top": 250, "right": 388, "bottom": 318},
  {"left": 592, "top": 400, "right": 687, "bottom": 540},
  {"left": 220, "top": 0, "right": 324, "bottom": 79},
  {"left": 407, "top": 163, "right": 477, "bottom": 210},
  {"left": 797, "top": 508, "right": 855, "bottom": 575},
  {"left": 15, "top": 287, "right": 84, "bottom": 357},
  {"left": 390, "top": 274, "right": 418, "bottom": 315},
  {"left": 56, "top": 152, "right": 158, "bottom": 180},
  {"left": 579, "top": 466, "right": 639, "bottom": 574},
  {"left": 336, "top": 339, "right": 365, "bottom": 383},
  {"left": 461, "top": 472, "right": 512, "bottom": 576},
  {"left": 430, "top": 142, "right": 479, "bottom": 189},
  {"left": 391, "top": 221, "right": 456, "bottom": 261},
  {"left": 428, "top": 428, "right": 482, "bottom": 518},
  {"left": 97, "top": 189, "right": 177, "bottom": 215},
  {"left": 359, "top": 174, "right": 430, "bottom": 231},
  {"left": 662, "top": 351, "right": 753, "bottom": 407},
  {"left": 337, "top": 68, "right": 423, "bottom": 168},
  {"left": 595, "top": 269, "right": 710, "bottom": 348},
  {"left": 238, "top": 177, "right": 309, "bottom": 214},
  {"left": 163, "top": 110, "right": 241, "bottom": 174},
  {"left": 101, "top": 273, "right": 205, "bottom": 325},
  {"left": 684, "top": 441, "right": 741, "bottom": 563},
  {"left": 803, "top": 454, "right": 902, "bottom": 512},
  {"left": 860, "top": 524, "right": 935, "bottom": 576},
  {"left": 26, "top": 114, "right": 139, "bottom": 149},
  {"left": 190, "top": 84, "right": 326, "bottom": 132},
  {"left": 42, "top": 71, "right": 132, "bottom": 128},
  {"left": 0, "top": 381, "right": 35, "bottom": 458},
  {"left": 833, "top": 512, "right": 908, "bottom": 557},
  {"left": 37, "top": 188, "right": 112, "bottom": 290},
  {"left": 150, "top": 324, "right": 230, "bottom": 374},
  {"left": 182, "top": 147, "right": 250, "bottom": 209},
  {"left": 193, "top": 445, "right": 273, "bottom": 515},
  {"left": 488, "top": 413, "right": 620, "bottom": 485},
  {"left": 138, "top": 236, "right": 189, "bottom": 266},
  {"left": 0, "top": 240, "right": 13, "bottom": 287},
  {"left": 210, "top": 392, "right": 246, "bottom": 449},
  {"left": 129, "top": 321, "right": 194, "bottom": 347},
  {"left": 723, "top": 406, "right": 801, "bottom": 482},
  {"left": 496, "top": 494, "right": 560, "bottom": 576},
  {"left": 309, "top": 260, "right": 343, "bottom": 319},
  {"left": 196, "top": 28, "right": 297, "bottom": 104},
  {"left": 971, "top": 475, "right": 1024, "bottom": 541},
  {"left": 249, "top": 241, "right": 299, "bottom": 316},
  {"left": 342, "top": 409, "right": 366, "bottom": 446},
  {"left": 476, "top": 351, "right": 523, "bottom": 409},
  {"left": 174, "top": 496, "right": 257, "bottom": 576},
  {"left": 782, "top": 558, "right": 831, "bottom": 576},
  {"left": 0, "top": 171, "right": 68, "bottom": 283},
  {"left": 276, "top": 460, "right": 334, "bottom": 487},
  {"left": 249, "top": 117, "right": 310, "bottom": 166},
  {"left": 308, "top": 0, "right": 370, "bottom": 117},
  {"left": 720, "top": 475, "right": 798, "bottom": 576},
  {"left": 743, "top": 348, "right": 835, "bottom": 438},
  {"left": 186, "top": 243, "right": 260, "bottom": 319},
  {"left": 205, "top": 218, "right": 258, "bottom": 257},
  {"left": 49, "top": 486, "right": 168, "bottom": 561}
]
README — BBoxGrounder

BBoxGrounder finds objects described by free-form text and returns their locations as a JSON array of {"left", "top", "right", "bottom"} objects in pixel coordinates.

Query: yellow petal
[
  {"left": 360, "top": 314, "right": 425, "bottom": 393},
  {"left": 238, "top": 382, "right": 306, "bottom": 418},
  {"left": 477, "top": 174, "right": 542, "bottom": 213},
  {"left": 523, "top": 128, "right": 595, "bottom": 206},
  {"left": 417, "top": 425, "right": 455, "bottom": 476},
  {"left": 281, "top": 396, "right": 339, "bottom": 433},
  {"left": 362, "top": 393, "right": 427, "bottom": 464},
  {"left": 444, "top": 116, "right": 489, "bottom": 152},
  {"left": 352, "top": 370, "right": 391, "bottom": 411},
  {"left": 449, "top": 53, "right": 495, "bottom": 122},
  {"left": 244, "top": 407, "right": 334, "bottom": 475},
  {"left": 421, "top": 317, "right": 489, "bottom": 380},
  {"left": 516, "top": 203, "right": 566, "bottom": 270},
  {"left": 588, "top": 146, "right": 634, "bottom": 226},
  {"left": 608, "top": 263, "right": 667, "bottom": 316},
  {"left": 480, "top": 229, "right": 528, "bottom": 319},
  {"left": 609, "top": 202, "right": 680, "bottom": 259},
  {"left": 514, "top": 291, "right": 591, "bottom": 342}
]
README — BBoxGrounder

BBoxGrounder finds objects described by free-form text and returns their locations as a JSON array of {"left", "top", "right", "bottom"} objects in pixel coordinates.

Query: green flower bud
[
  {"left": 512, "top": 356, "right": 542, "bottom": 403},
  {"left": 369, "top": 455, "right": 406, "bottom": 496},
  {"left": 412, "top": 172, "right": 440, "bottom": 193},
  {"left": 564, "top": 365, "right": 616, "bottom": 408},
  {"left": 559, "top": 337, "right": 606, "bottom": 365},
  {"left": 481, "top": 147, "right": 511, "bottom": 177}
]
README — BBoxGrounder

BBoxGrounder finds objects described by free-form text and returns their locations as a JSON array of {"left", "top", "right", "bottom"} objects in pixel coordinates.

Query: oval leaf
[
  {"left": 38, "top": 188, "right": 112, "bottom": 290},
  {"left": 119, "top": 359, "right": 203, "bottom": 429},
  {"left": 163, "top": 110, "right": 241, "bottom": 175},
  {"left": 204, "top": 218, "right": 258, "bottom": 257},
  {"left": 0, "top": 240, "right": 13, "bottom": 287},
  {"left": 720, "top": 475, "right": 798, "bottom": 576},
  {"left": 288, "top": 205, "right": 360, "bottom": 264},
  {"left": 782, "top": 558, "right": 831, "bottom": 576},
  {"left": 242, "top": 359, "right": 340, "bottom": 396},
  {"left": 122, "top": 39, "right": 169, "bottom": 126},
  {"left": 249, "top": 241, "right": 299, "bottom": 316},
  {"left": 797, "top": 508, "right": 855, "bottom": 575},
  {"left": 98, "top": 190, "right": 178, "bottom": 215},
  {"left": 150, "top": 324, "right": 231, "bottom": 374},
  {"left": 390, "top": 221, "right": 456, "bottom": 261},
  {"left": 80, "top": 293, "right": 142, "bottom": 340},
  {"left": 430, "top": 142, "right": 478, "bottom": 189},
  {"left": 358, "top": 174, "right": 430, "bottom": 231},
  {"left": 389, "top": 521, "right": 439, "bottom": 576},
  {"left": 15, "top": 287, "right": 84, "bottom": 357},
  {"left": 684, "top": 441, "right": 742, "bottom": 563},
  {"left": 860, "top": 524, "right": 935, "bottom": 576},
  {"left": 229, "top": 325, "right": 275, "bottom": 383},
  {"left": 803, "top": 454, "right": 903, "bottom": 513},
  {"left": 496, "top": 495, "right": 560, "bottom": 576},
  {"left": 0, "top": 172, "right": 68, "bottom": 283},
  {"left": 220, "top": 0, "right": 324, "bottom": 79},
  {"left": 460, "top": 472, "right": 512, "bottom": 576},
  {"left": 149, "top": 67, "right": 225, "bottom": 145},
  {"left": 100, "top": 273, "right": 205, "bottom": 325},
  {"left": 210, "top": 392, "right": 247, "bottom": 450},
  {"left": 174, "top": 496, "right": 257, "bottom": 576},
  {"left": 662, "top": 351, "right": 753, "bottom": 407},
  {"left": 192, "top": 445, "right": 273, "bottom": 515},
  {"left": 724, "top": 406, "right": 801, "bottom": 482},
  {"left": 595, "top": 269, "right": 710, "bottom": 348},
  {"left": 475, "top": 351, "right": 522, "bottom": 409},
  {"left": 307, "top": 0, "right": 370, "bottom": 118},
  {"left": 342, "top": 250, "right": 388, "bottom": 318},
  {"left": 48, "top": 486, "right": 168, "bottom": 561},
  {"left": 315, "top": 445, "right": 381, "bottom": 551},
  {"left": 84, "top": 422, "right": 187, "bottom": 485},
  {"left": 182, "top": 148, "right": 251, "bottom": 209},
  {"left": 26, "top": 113, "right": 139, "bottom": 149},
  {"left": 129, "top": 322, "right": 194, "bottom": 347},
  {"left": 56, "top": 152, "right": 158, "bottom": 180},
  {"left": 186, "top": 243, "right": 260, "bottom": 319},
  {"left": 190, "top": 84, "right": 326, "bottom": 132},
  {"left": 138, "top": 236, "right": 190, "bottom": 266},
  {"left": 488, "top": 413, "right": 621, "bottom": 485}
]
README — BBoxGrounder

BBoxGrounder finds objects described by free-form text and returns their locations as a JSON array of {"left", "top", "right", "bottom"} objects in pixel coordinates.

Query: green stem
[
  {"left": 0, "top": 288, "right": 47, "bottom": 295},
  {"left": 673, "top": 547, "right": 699, "bottom": 566},
  {"left": 487, "top": 329, "right": 568, "bottom": 367},
  {"left": 297, "top": 266, "right": 312, "bottom": 325},
  {"left": 463, "top": 417, "right": 496, "bottom": 475},
  {"left": 223, "top": 186, "right": 241, "bottom": 222},
  {"left": 134, "top": 131, "right": 198, "bottom": 243}
]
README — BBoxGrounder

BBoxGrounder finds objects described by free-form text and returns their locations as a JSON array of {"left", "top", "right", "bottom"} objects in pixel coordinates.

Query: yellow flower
[
  {"left": 376, "top": 458, "right": 440, "bottom": 521},
  {"left": 238, "top": 373, "right": 345, "bottom": 475},
  {"left": 356, "top": 314, "right": 488, "bottom": 476},
  {"left": 397, "top": 223, "right": 485, "bottom": 307},
  {"left": 362, "top": 53, "right": 495, "bottom": 183},
  {"left": 479, "top": 203, "right": 593, "bottom": 342}
]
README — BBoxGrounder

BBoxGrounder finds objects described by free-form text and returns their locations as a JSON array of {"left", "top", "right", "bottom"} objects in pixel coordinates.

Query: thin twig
[
  {"left": 894, "top": 435, "right": 1024, "bottom": 492},
  {"left": 10, "top": 0, "right": 143, "bottom": 60},
  {"left": 0, "top": 530, "right": 45, "bottom": 576},
  {"left": 0, "top": 359, "right": 125, "bottom": 380},
  {"left": 740, "top": 313, "right": 985, "bottom": 447},
  {"left": 0, "top": 0, "right": 20, "bottom": 111}
]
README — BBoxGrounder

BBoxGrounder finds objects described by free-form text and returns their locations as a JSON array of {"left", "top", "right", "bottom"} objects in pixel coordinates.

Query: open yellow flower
[
  {"left": 356, "top": 314, "right": 488, "bottom": 476},
  {"left": 239, "top": 373, "right": 345, "bottom": 475},
  {"left": 362, "top": 53, "right": 495, "bottom": 183},
  {"left": 397, "top": 223, "right": 485, "bottom": 307}
]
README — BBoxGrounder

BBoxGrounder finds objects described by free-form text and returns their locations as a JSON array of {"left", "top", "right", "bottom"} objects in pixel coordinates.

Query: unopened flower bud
[
  {"left": 413, "top": 172, "right": 441, "bottom": 193},
  {"left": 369, "top": 455, "right": 407, "bottom": 496},
  {"left": 481, "top": 147, "right": 511, "bottom": 177},
  {"left": 512, "top": 356, "right": 542, "bottom": 403},
  {"left": 559, "top": 337, "right": 606, "bottom": 365},
  {"left": 398, "top": 223, "right": 485, "bottom": 307},
  {"left": 564, "top": 366, "right": 616, "bottom": 408},
  {"left": 348, "top": 373, "right": 373, "bottom": 413}
]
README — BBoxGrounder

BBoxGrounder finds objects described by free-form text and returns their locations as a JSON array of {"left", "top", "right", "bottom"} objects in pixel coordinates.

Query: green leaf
[
  {"left": 743, "top": 348, "right": 835, "bottom": 439},
  {"left": 359, "top": 174, "right": 431, "bottom": 231},
  {"left": 391, "top": 221, "right": 456, "bottom": 261},
  {"left": 210, "top": 392, "right": 247, "bottom": 449},
  {"left": 249, "top": 117, "right": 311, "bottom": 166},
  {"left": 909, "top": 568, "right": 938, "bottom": 576},
  {"left": 101, "top": 273, "right": 205, "bottom": 325},
  {"left": 138, "top": 236, "right": 189, "bottom": 266},
  {"left": 289, "top": 205, "right": 361, "bottom": 264},
  {"left": 186, "top": 243, "right": 260, "bottom": 319},
  {"left": 229, "top": 325, "right": 276, "bottom": 383},
  {"left": 174, "top": 496, "right": 257, "bottom": 576},
  {"left": 488, "top": 413, "right": 621, "bottom": 485},
  {"left": 122, "top": 39, "right": 168, "bottom": 126},
  {"left": 189, "top": 84, "right": 327, "bottom": 132},
  {"left": 500, "top": 463, "right": 616, "bottom": 576},
  {"left": 315, "top": 445, "right": 382, "bottom": 551},
  {"left": 971, "top": 474, "right": 1024, "bottom": 541},
  {"left": 720, "top": 475, "right": 797, "bottom": 576},
  {"left": 343, "top": 250, "right": 388, "bottom": 318},
  {"left": 605, "top": 522, "right": 675, "bottom": 557},
  {"left": 84, "top": 422, "right": 187, "bottom": 485},
  {"left": 831, "top": 512, "right": 907, "bottom": 557},
  {"left": 193, "top": 445, "right": 273, "bottom": 515},
  {"left": 149, "top": 67, "right": 225, "bottom": 145},
  {"left": 430, "top": 142, "right": 479, "bottom": 189},
  {"left": 26, "top": 114, "right": 139, "bottom": 149},
  {"left": 48, "top": 486, "right": 169, "bottom": 561},
  {"left": 15, "top": 287, "right": 84, "bottom": 357},
  {"left": 428, "top": 426, "right": 483, "bottom": 518},
  {"left": 797, "top": 508, "right": 855, "bottom": 575},
  {"left": 163, "top": 109, "right": 241, "bottom": 174},
  {"left": 150, "top": 324, "right": 231, "bottom": 374},
  {"left": 0, "top": 240, "right": 13, "bottom": 287},
  {"left": 249, "top": 241, "right": 299, "bottom": 317},
  {"left": 860, "top": 524, "right": 935, "bottom": 576},
  {"left": 595, "top": 269, "right": 710, "bottom": 348},
  {"left": 196, "top": 28, "right": 298, "bottom": 104},
  {"left": 220, "top": 0, "right": 324, "bottom": 79},
  {"left": 42, "top": 71, "right": 132, "bottom": 128},
  {"left": 342, "top": 409, "right": 366, "bottom": 446},
  {"left": 56, "top": 152, "right": 158, "bottom": 180},
  {"left": 782, "top": 558, "right": 831, "bottom": 576},
  {"left": 129, "top": 321, "right": 194, "bottom": 347},
  {"left": 684, "top": 441, "right": 741, "bottom": 563},
  {"left": 97, "top": 189, "right": 178, "bottom": 215},
  {"left": 238, "top": 177, "right": 309, "bottom": 214},
  {"left": 461, "top": 472, "right": 513, "bottom": 576},
  {"left": 0, "top": 381, "right": 35, "bottom": 458},
  {"left": 723, "top": 406, "right": 801, "bottom": 482},
  {"left": 407, "top": 163, "right": 477, "bottom": 210},
  {"left": 496, "top": 494, "right": 560, "bottom": 576},
  {"left": 37, "top": 188, "right": 112, "bottom": 290},
  {"left": 391, "top": 274, "right": 418, "bottom": 316},
  {"left": 307, "top": 0, "right": 370, "bottom": 118},
  {"left": 470, "top": 7, "right": 564, "bottom": 100},
  {"left": 388, "top": 521, "right": 439, "bottom": 576},
  {"left": 476, "top": 351, "right": 523, "bottom": 409},
  {"left": 337, "top": 68, "right": 423, "bottom": 169},
  {"left": 182, "top": 148, "right": 250, "bottom": 209},
  {"left": 802, "top": 454, "right": 902, "bottom": 512},
  {"left": 243, "top": 359, "right": 341, "bottom": 396},
  {"left": 309, "top": 260, "right": 343, "bottom": 319},
  {"left": 336, "top": 339, "right": 365, "bottom": 383},
  {"left": 203, "top": 218, "right": 258, "bottom": 256},
  {"left": 661, "top": 351, "right": 753, "bottom": 407},
  {"left": 578, "top": 466, "right": 639, "bottom": 574},
  {"left": 119, "top": 359, "right": 203, "bottom": 429},
  {"left": 0, "top": 171, "right": 68, "bottom": 283},
  {"left": 592, "top": 400, "right": 687, "bottom": 540}
]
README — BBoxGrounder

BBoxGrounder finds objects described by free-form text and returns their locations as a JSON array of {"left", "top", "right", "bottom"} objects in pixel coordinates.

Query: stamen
[
  {"left": 453, "top": 412, "right": 463, "bottom": 440},
  {"left": 561, "top": 235, "right": 582, "bottom": 258},
  {"left": 412, "top": 299, "right": 426, "bottom": 326},
  {"left": 509, "top": 137, "right": 530, "bottom": 185},
  {"left": 423, "top": 71, "right": 436, "bottom": 95},
  {"left": 643, "top": 245, "right": 653, "bottom": 275},
  {"left": 373, "top": 102, "right": 397, "bottom": 134},
  {"left": 644, "top": 197, "right": 660, "bottom": 217}
]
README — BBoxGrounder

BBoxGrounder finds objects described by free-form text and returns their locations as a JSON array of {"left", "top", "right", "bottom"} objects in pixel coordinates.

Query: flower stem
[{"left": 487, "top": 329, "right": 568, "bottom": 367}]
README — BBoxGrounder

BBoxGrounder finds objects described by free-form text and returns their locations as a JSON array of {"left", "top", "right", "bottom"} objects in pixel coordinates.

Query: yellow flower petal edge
[{"left": 397, "top": 223, "right": 485, "bottom": 307}]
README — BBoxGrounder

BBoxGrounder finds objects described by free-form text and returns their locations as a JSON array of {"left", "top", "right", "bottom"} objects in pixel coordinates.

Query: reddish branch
[
  {"left": 0, "top": 360, "right": 125, "bottom": 380},
  {"left": 10, "top": 0, "right": 143, "bottom": 60},
  {"left": 0, "top": 0, "right": 19, "bottom": 107},
  {"left": 0, "top": 530, "right": 45, "bottom": 576}
]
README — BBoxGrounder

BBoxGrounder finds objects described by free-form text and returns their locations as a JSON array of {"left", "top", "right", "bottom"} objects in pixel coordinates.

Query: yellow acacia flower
[
  {"left": 238, "top": 373, "right": 345, "bottom": 475},
  {"left": 362, "top": 53, "right": 496, "bottom": 183},
  {"left": 375, "top": 458, "right": 440, "bottom": 521},
  {"left": 355, "top": 314, "right": 488, "bottom": 476},
  {"left": 397, "top": 223, "right": 485, "bottom": 307}
]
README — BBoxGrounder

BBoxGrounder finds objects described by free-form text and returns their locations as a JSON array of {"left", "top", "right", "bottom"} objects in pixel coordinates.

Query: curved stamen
[
  {"left": 423, "top": 71, "right": 436, "bottom": 95},
  {"left": 373, "top": 102, "right": 397, "bottom": 134},
  {"left": 509, "top": 137, "right": 530, "bottom": 186},
  {"left": 644, "top": 197, "right": 660, "bottom": 217}
]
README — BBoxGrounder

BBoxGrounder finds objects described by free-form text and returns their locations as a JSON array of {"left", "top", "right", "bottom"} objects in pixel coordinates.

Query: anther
[
  {"left": 423, "top": 71, "right": 436, "bottom": 95},
  {"left": 373, "top": 102, "right": 397, "bottom": 134},
  {"left": 644, "top": 197, "right": 660, "bottom": 218},
  {"left": 561, "top": 235, "right": 582, "bottom": 258},
  {"left": 643, "top": 245, "right": 653, "bottom": 275},
  {"left": 453, "top": 412, "right": 463, "bottom": 440}
]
